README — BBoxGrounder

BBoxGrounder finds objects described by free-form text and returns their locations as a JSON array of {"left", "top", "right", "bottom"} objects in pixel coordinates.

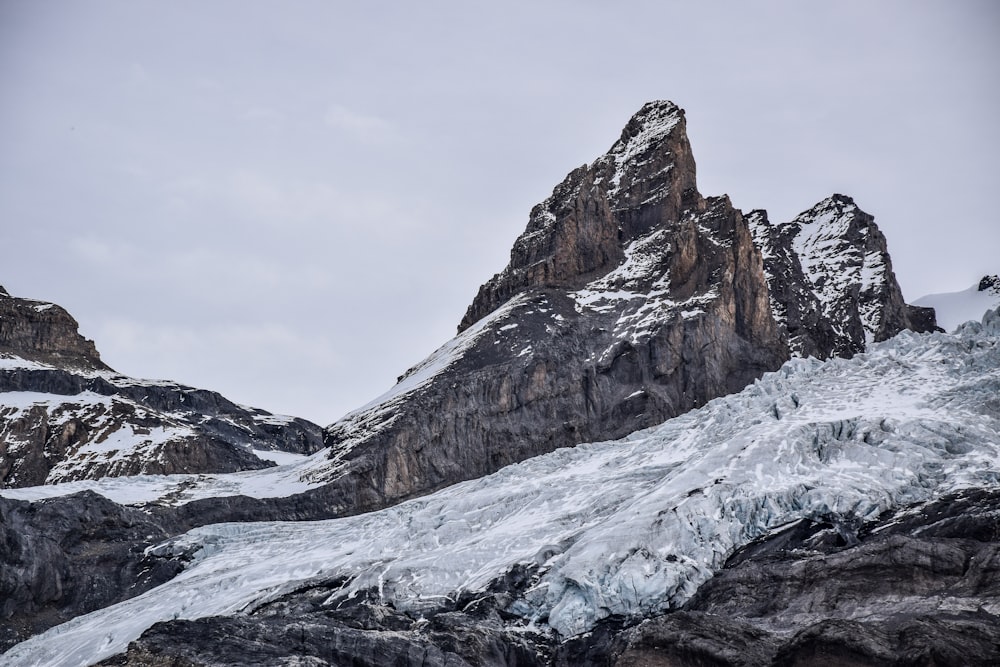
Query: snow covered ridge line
[
  {"left": 6, "top": 309, "right": 999, "bottom": 667},
  {"left": 0, "top": 449, "right": 322, "bottom": 506},
  {"left": 0, "top": 346, "right": 324, "bottom": 487},
  {"left": 915, "top": 273, "right": 1000, "bottom": 333}
]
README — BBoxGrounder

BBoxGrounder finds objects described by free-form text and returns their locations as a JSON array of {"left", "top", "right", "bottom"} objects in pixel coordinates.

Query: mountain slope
[
  {"left": 748, "top": 197, "right": 937, "bottom": 357},
  {"left": 915, "top": 274, "right": 1000, "bottom": 332},
  {"left": 310, "top": 101, "right": 934, "bottom": 523},
  {"left": 6, "top": 308, "right": 997, "bottom": 666},
  {"left": 0, "top": 287, "right": 323, "bottom": 487}
]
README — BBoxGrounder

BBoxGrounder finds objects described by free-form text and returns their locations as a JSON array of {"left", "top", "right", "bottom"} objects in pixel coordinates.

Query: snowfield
[
  {"left": 915, "top": 277, "right": 1000, "bottom": 332},
  {"left": 4, "top": 309, "right": 1000, "bottom": 666}
]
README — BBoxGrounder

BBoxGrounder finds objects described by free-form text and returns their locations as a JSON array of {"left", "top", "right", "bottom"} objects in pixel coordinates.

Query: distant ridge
[{"left": 915, "top": 274, "right": 1000, "bottom": 332}]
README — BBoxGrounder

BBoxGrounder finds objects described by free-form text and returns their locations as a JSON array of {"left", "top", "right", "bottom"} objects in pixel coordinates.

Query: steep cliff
[
  {"left": 748, "top": 196, "right": 938, "bottom": 358},
  {"left": 314, "top": 101, "right": 934, "bottom": 518},
  {"left": 0, "top": 285, "right": 108, "bottom": 371}
]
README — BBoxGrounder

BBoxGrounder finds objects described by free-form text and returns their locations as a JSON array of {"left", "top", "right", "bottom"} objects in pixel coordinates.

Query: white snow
[
  {"left": 251, "top": 449, "right": 308, "bottom": 465},
  {"left": 606, "top": 102, "right": 682, "bottom": 198},
  {"left": 7, "top": 309, "right": 999, "bottom": 667},
  {"left": 915, "top": 278, "right": 1000, "bottom": 332},
  {"left": 782, "top": 197, "right": 891, "bottom": 344},
  {"left": 0, "top": 448, "right": 329, "bottom": 505},
  {"left": 0, "top": 354, "right": 52, "bottom": 371}
]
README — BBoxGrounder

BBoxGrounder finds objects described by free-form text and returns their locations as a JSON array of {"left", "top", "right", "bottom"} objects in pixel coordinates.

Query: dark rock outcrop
[
  {"left": 0, "top": 491, "right": 185, "bottom": 652},
  {"left": 748, "top": 196, "right": 938, "bottom": 358},
  {"left": 0, "top": 286, "right": 108, "bottom": 371},
  {"left": 102, "top": 586, "right": 550, "bottom": 667},
  {"left": 0, "top": 289, "right": 324, "bottom": 487}
]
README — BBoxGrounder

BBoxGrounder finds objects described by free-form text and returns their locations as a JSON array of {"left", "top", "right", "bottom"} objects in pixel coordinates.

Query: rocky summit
[
  {"left": 3, "top": 101, "right": 994, "bottom": 667},
  {"left": 313, "top": 100, "right": 936, "bottom": 519}
]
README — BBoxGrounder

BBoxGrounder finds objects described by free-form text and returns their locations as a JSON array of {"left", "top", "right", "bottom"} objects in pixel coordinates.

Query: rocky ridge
[
  {"left": 11, "top": 307, "right": 999, "bottom": 666},
  {"left": 312, "top": 100, "right": 935, "bottom": 519},
  {"left": 0, "top": 100, "right": 965, "bottom": 666},
  {"left": 0, "top": 289, "right": 323, "bottom": 488},
  {"left": 748, "top": 197, "right": 937, "bottom": 358}
]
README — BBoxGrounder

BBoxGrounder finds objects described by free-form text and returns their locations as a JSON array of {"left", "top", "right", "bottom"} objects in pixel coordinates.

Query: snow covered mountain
[
  {"left": 915, "top": 274, "right": 1000, "bottom": 332},
  {"left": 307, "top": 101, "right": 936, "bottom": 523},
  {"left": 5, "top": 308, "right": 998, "bottom": 666},
  {"left": 5, "top": 100, "right": 993, "bottom": 666},
  {"left": 0, "top": 286, "right": 322, "bottom": 487},
  {"left": 748, "top": 197, "right": 936, "bottom": 357}
]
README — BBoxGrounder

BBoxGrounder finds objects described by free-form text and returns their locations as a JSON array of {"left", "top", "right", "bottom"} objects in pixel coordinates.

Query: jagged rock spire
[{"left": 460, "top": 100, "right": 700, "bottom": 332}]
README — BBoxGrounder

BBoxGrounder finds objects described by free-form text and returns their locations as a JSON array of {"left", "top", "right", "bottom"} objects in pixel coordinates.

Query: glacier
[{"left": 4, "top": 309, "right": 999, "bottom": 666}]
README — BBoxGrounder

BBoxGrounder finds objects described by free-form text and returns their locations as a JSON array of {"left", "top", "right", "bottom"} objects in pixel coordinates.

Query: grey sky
[{"left": 2, "top": 1, "right": 997, "bottom": 425}]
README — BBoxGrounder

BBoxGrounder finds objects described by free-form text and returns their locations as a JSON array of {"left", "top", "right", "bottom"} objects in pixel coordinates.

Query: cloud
[
  {"left": 242, "top": 106, "right": 284, "bottom": 123},
  {"left": 323, "top": 104, "right": 395, "bottom": 143},
  {"left": 94, "top": 317, "right": 345, "bottom": 419}
]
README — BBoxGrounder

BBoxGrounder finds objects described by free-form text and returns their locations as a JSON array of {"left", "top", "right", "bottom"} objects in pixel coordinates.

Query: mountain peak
[
  {"left": 0, "top": 288, "right": 110, "bottom": 371},
  {"left": 609, "top": 100, "right": 685, "bottom": 162},
  {"left": 459, "top": 100, "right": 699, "bottom": 332},
  {"left": 979, "top": 275, "right": 999, "bottom": 293}
]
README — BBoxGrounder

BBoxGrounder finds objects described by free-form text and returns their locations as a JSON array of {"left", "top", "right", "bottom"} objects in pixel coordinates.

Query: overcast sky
[{"left": 2, "top": 1, "right": 997, "bottom": 425}]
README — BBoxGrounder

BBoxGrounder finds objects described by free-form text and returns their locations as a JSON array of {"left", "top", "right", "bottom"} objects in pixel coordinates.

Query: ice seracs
[{"left": 6, "top": 308, "right": 997, "bottom": 666}]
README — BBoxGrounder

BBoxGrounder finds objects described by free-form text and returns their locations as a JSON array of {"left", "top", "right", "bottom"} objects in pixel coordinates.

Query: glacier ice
[{"left": 4, "top": 309, "right": 1000, "bottom": 666}]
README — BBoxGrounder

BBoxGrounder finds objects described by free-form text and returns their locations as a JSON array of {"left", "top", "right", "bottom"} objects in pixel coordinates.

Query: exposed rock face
[
  {"left": 605, "top": 488, "right": 1000, "bottom": 666},
  {"left": 0, "top": 491, "right": 185, "bottom": 652},
  {"left": 459, "top": 101, "right": 699, "bottom": 330},
  {"left": 748, "top": 196, "right": 938, "bottom": 358},
  {"left": 0, "top": 289, "right": 324, "bottom": 488},
  {"left": 317, "top": 101, "right": 788, "bottom": 514},
  {"left": 0, "top": 286, "right": 109, "bottom": 371}
]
